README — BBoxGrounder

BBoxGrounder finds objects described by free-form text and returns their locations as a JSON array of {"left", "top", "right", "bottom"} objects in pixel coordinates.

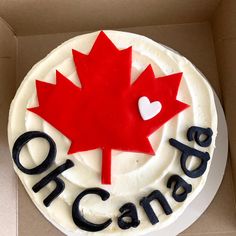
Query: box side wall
[
  {"left": 212, "top": 0, "right": 236, "bottom": 195},
  {"left": 0, "top": 0, "right": 220, "bottom": 36},
  {"left": 0, "top": 18, "right": 17, "bottom": 236}
]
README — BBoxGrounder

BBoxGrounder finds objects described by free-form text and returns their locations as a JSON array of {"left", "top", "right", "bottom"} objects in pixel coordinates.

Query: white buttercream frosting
[{"left": 8, "top": 30, "right": 217, "bottom": 236}]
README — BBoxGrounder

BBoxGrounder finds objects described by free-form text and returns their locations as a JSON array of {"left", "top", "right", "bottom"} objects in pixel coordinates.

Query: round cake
[{"left": 8, "top": 30, "right": 217, "bottom": 235}]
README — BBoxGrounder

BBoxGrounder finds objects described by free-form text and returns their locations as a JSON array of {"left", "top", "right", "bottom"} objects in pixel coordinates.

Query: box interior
[{"left": 0, "top": 0, "right": 235, "bottom": 235}]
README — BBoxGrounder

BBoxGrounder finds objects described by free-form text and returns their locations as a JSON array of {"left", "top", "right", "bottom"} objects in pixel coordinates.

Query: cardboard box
[{"left": 0, "top": 0, "right": 235, "bottom": 235}]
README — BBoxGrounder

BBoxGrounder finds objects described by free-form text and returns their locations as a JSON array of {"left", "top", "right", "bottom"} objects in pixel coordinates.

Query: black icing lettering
[
  {"left": 72, "top": 188, "right": 112, "bottom": 232},
  {"left": 169, "top": 138, "right": 210, "bottom": 178},
  {"left": 32, "top": 159, "right": 74, "bottom": 207},
  {"left": 167, "top": 175, "right": 192, "bottom": 202},
  {"left": 12, "top": 131, "right": 56, "bottom": 175},
  {"left": 140, "top": 190, "right": 172, "bottom": 225},
  {"left": 117, "top": 203, "right": 140, "bottom": 230},
  {"left": 187, "top": 126, "right": 213, "bottom": 147}
]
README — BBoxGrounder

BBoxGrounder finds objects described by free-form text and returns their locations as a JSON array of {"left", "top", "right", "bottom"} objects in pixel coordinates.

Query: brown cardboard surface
[
  {"left": 212, "top": 0, "right": 236, "bottom": 191},
  {"left": 0, "top": 0, "right": 235, "bottom": 235},
  {"left": 212, "top": 0, "right": 236, "bottom": 40},
  {"left": 183, "top": 233, "right": 236, "bottom": 236},
  {"left": 0, "top": 0, "right": 220, "bottom": 36},
  {"left": 214, "top": 39, "right": 236, "bottom": 188},
  {"left": 0, "top": 19, "right": 17, "bottom": 236}
]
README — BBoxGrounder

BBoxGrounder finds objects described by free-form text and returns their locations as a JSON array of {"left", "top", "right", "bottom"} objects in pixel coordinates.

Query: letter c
[{"left": 72, "top": 188, "right": 112, "bottom": 232}]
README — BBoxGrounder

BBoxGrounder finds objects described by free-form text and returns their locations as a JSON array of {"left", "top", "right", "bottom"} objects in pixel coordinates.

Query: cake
[{"left": 8, "top": 30, "right": 217, "bottom": 235}]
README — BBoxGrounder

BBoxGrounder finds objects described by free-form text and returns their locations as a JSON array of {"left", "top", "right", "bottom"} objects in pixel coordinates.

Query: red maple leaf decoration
[{"left": 28, "top": 31, "right": 189, "bottom": 184}]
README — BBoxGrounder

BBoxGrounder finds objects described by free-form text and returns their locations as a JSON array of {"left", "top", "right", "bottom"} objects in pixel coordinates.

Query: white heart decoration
[{"left": 138, "top": 96, "right": 162, "bottom": 120}]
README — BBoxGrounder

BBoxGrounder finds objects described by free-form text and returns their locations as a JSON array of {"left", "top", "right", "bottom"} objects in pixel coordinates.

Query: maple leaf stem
[{"left": 101, "top": 148, "right": 111, "bottom": 185}]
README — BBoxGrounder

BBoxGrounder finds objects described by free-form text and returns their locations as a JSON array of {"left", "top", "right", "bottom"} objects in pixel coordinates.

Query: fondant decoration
[
  {"left": 187, "top": 126, "right": 213, "bottom": 147},
  {"left": 32, "top": 159, "right": 74, "bottom": 207},
  {"left": 138, "top": 96, "right": 162, "bottom": 120},
  {"left": 12, "top": 131, "right": 74, "bottom": 207},
  {"left": 72, "top": 188, "right": 112, "bottom": 232},
  {"left": 140, "top": 190, "right": 173, "bottom": 225},
  {"left": 169, "top": 126, "right": 213, "bottom": 178},
  {"left": 169, "top": 138, "right": 210, "bottom": 178},
  {"left": 11, "top": 126, "right": 214, "bottom": 232},
  {"left": 118, "top": 203, "right": 140, "bottom": 230},
  {"left": 12, "top": 131, "right": 56, "bottom": 175},
  {"left": 28, "top": 31, "right": 189, "bottom": 184},
  {"left": 167, "top": 175, "right": 192, "bottom": 202}
]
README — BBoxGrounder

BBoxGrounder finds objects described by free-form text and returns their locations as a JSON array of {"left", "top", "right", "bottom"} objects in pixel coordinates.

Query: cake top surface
[{"left": 8, "top": 30, "right": 217, "bottom": 235}]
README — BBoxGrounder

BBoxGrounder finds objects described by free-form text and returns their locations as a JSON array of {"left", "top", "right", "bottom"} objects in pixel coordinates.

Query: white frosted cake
[{"left": 8, "top": 31, "right": 217, "bottom": 235}]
